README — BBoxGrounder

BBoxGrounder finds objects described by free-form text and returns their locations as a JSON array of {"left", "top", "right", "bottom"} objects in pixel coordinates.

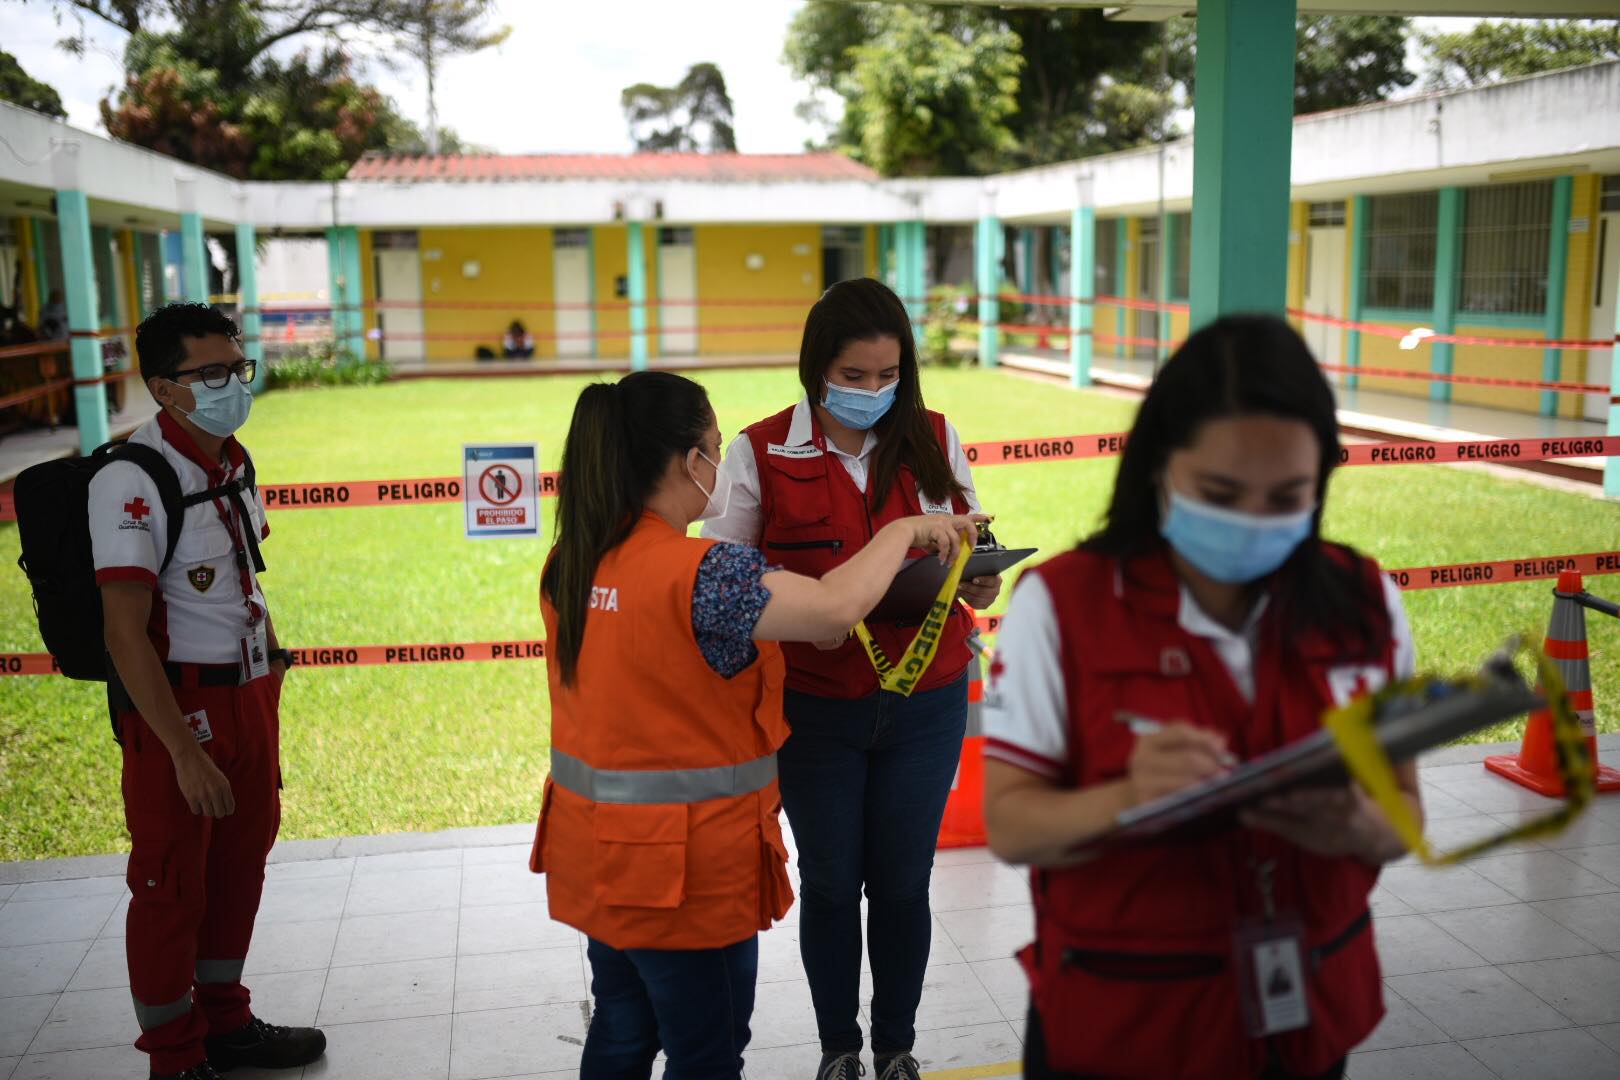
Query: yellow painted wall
[
  {"left": 15, "top": 216, "right": 40, "bottom": 322},
  {"left": 693, "top": 225, "right": 821, "bottom": 356},
  {"left": 864, "top": 226, "right": 878, "bottom": 279},
  {"left": 1559, "top": 174, "right": 1601, "bottom": 416},
  {"left": 1286, "top": 202, "right": 1308, "bottom": 336},
  {"left": 415, "top": 227, "right": 557, "bottom": 361},
  {"left": 1168, "top": 308, "right": 1190, "bottom": 350},
  {"left": 1357, "top": 323, "right": 1431, "bottom": 398},
  {"left": 358, "top": 230, "right": 379, "bottom": 361},
  {"left": 1449, "top": 326, "right": 1558, "bottom": 413}
]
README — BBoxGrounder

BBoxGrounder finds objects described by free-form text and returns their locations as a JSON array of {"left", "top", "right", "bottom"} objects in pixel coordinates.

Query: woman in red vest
[
  {"left": 535, "top": 370, "right": 981, "bottom": 1080},
  {"left": 983, "top": 315, "right": 1422, "bottom": 1079},
  {"left": 703, "top": 278, "right": 1001, "bottom": 1080}
]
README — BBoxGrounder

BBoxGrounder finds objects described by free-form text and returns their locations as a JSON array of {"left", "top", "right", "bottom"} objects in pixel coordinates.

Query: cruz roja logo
[{"left": 188, "top": 565, "right": 216, "bottom": 592}]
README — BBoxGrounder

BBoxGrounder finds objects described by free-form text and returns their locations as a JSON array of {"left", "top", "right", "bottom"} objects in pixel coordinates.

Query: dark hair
[
  {"left": 541, "top": 371, "right": 713, "bottom": 685},
  {"left": 136, "top": 302, "right": 241, "bottom": 382},
  {"left": 798, "top": 278, "right": 963, "bottom": 508},
  {"left": 1084, "top": 313, "right": 1373, "bottom": 650}
]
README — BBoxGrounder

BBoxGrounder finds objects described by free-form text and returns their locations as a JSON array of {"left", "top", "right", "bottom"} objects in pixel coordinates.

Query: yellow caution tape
[
  {"left": 854, "top": 532, "right": 975, "bottom": 698},
  {"left": 1323, "top": 639, "right": 1595, "bottom": 866}
]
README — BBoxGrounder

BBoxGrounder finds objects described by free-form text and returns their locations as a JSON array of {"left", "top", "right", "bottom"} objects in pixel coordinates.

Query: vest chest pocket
[
  {"left": 592, "top": 802, "right": 688, "bottom": 910},
  {"left": 763, "top": 453, "right": 833, "bottom": 527},
  {"left": 1078, "top": 672, "right": 1199, "bottom": 784}
]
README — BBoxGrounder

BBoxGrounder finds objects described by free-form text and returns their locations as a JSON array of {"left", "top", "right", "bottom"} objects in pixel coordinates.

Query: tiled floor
[{"left": 3, "top": 740, "right": 1620, "bottom": 1080}]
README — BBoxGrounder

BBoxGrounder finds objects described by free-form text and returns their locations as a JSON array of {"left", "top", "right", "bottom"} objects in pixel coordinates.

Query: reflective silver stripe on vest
[
  {"left": 132, "top": 990, "right": 193, "bottom": 1031},
  {"left": 550, "top": 748, "right": 777, "bottom": 804},
  {"left": 195, "top": 957, "right": 246, "bottom": 984}
]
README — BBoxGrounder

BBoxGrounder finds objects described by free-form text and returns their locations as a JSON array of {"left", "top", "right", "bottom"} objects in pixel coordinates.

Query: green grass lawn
[{"left": 2, "top": 367, "right": 1617, "bottom": 860}]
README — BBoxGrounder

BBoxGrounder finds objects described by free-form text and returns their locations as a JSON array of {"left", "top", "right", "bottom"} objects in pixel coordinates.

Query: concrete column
[
  {"left": 325, "top": 225, "right": 364, "bottom": 363},
  {"left": 627, "top": 216, "right": 648, "bottom": 372},
  {"left": 907, "top": 219, "right": 927, "bottom": 341},
  {"left": 53, "top": 142, "right": 109, "bottom": 452},
  {"left": 1430, "top": 187, "right": 1462, "bottom": 403},
  {"left": 1188, "top": 0, "right": 1296, "bottom": 328},
  {"left": 1070, "top": 176, "right": 1095, "bottom": 388},
  {"left": 177, "top": 175, "right": 208, "bottom": 303},
  {"left": 977, "top": 189, "right": 1000, "bottom": 369},
  {"left": 1540, "top": 176, "right": 1572, "bottom": 417},
  {"left": 236, "top": 215, "right": 264, "bottom": 392}
]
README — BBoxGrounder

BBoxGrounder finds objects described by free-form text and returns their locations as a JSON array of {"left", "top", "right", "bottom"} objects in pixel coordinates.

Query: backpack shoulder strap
[{"left": 96, "top": 440, "right": 187, "bottom": 573}]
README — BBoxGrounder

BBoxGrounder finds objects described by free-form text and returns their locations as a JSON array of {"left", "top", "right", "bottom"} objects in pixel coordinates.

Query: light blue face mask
[
  {"left": 179, "top": 378, "right": 253, "bottom": 437},
  {"left": 822, "top": 379, "right": 898, "bottom": 431},
  {"left": 1159, "top": 488, "right": 1316, "bottom": 584}
]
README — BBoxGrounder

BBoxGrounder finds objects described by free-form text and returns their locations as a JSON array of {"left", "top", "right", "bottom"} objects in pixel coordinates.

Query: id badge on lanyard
[
  {"left": 1235, "top": 857, "right": 1310, "bottom": 1038},
  {"left": 208, "top": 476, "right": 266, "bottom": 683}
]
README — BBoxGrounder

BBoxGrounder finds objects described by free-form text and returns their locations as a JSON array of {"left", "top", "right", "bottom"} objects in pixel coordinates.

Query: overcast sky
[{"left": 1, "top": 3, "right": 1487, "bottom": 155}]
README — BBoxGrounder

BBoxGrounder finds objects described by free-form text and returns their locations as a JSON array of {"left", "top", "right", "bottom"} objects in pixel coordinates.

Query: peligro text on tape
[
  {"left": 288, "top": 640, "right": 547, "bottom": 667},
  {"left": 1383, "top": 550, "right": 1620, "bottom": 591},
  {"left": 1340, "top": 436, "right": 1620, "bottom": 467}
]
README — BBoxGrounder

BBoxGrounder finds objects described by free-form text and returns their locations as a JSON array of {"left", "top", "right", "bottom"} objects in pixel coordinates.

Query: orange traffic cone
[
  {"left": 938, "top": 648, "right": 988, "bottom": 848},
  {"left": 1485, "top": 571, "right": 1620, "bottom": 796}
]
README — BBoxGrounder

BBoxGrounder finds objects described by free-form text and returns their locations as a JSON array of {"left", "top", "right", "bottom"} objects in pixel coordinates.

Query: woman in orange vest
[
  {"left": 702, "top": 278, "right": 1000, "bottom": 1080},
  {"left": 533, "top": 370, "right": 982, "bottom": 1080},
  {"left": 982, "top": 315, "right": 1423, "bottom": 1079}
]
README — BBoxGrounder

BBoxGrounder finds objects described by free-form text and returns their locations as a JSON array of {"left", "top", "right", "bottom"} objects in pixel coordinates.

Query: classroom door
[
  {"left": 1304, "top": 226, "right": 1346, "bottom": 375},
  {"left": 553, "top": 231, "right": 592, "bottom": 358},
  {"left": 1587, "top": 210, "right": 1619, "bottom": 422},
  {"left": 1134, "top": 221, "right": 1160, "bottom": 361},
  {"left": 659, "top": 228, "right": 697, "bottom": 356},
  {"left": 375, "top": 249, "right": 424, "bottom": 361}
]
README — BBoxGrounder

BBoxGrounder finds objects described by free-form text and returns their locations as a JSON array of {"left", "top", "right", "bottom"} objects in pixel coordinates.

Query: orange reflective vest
[{"left": 530, "top": 512, "right": 794, "bottom": 950}]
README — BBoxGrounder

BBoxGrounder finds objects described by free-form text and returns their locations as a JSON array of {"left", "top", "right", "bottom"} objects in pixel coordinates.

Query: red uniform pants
[{"left": 121, "top": 667, "right": 282, "bottom": 1075}]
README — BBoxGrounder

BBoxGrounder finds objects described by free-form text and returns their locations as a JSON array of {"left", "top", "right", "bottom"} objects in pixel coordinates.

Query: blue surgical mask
[
  {"left": 1159, "top": 488, "right": 1315, "bottom": 584},
  {"left": 180, "top": 378, "right": 253, "bottom": 437},
  {"left": 822, "top": 379, "right": 897, "bottom": 431}
]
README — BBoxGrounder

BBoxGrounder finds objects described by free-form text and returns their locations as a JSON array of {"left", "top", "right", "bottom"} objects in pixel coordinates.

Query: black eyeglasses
[{"left": 169, "top": 360, "right": 256, "bottom": 389}]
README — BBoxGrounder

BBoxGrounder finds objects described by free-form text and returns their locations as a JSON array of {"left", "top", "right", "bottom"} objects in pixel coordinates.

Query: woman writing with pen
[{"left": 981, "top": 315, "right": 1424, "bottom": 1079}]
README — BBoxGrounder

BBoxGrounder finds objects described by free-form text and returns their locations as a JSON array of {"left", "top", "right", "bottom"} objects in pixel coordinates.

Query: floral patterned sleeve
[{"left": 690, "top": 542, "right": 774, "bottom": 678}]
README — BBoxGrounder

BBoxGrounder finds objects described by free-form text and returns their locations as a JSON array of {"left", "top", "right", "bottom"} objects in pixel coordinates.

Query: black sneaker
[
  {"left": 151, "top": 1064, "right": 224, "bottom": 1080},
  {"left": 205, "top": 1016, "right": 327, "bottom": 1071},
  {"left": 817, "top": 1051, "right": 865, "bottom": 1080},
  {"left": 875, "top": 1053, "right": 922, "bottom": 1080}
]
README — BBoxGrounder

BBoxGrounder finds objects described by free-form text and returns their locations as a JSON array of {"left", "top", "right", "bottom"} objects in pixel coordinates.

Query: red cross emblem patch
[
  {"left": 187, "top": 565, "right": 216, "bottom": 592},
  {"left": 183, "top": 709, "right": 213, "bottom": 743},
  {"left": 124, "top": 498, "right": 151, "bottom": 521}
]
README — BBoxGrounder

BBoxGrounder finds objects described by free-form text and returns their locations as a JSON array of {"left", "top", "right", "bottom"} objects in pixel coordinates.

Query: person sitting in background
[{"left": 502, "top": 319, "right": 535, "bottom": 359}]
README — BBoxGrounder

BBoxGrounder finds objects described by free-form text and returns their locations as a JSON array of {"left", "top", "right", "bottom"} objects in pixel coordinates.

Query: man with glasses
[{"left": 89, "top": 302, "right": 323, "bottom": 1080}]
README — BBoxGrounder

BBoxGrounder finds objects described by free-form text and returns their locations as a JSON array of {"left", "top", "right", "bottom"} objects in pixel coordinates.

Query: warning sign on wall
[{"left": 463, "top": 444, "right": 539, "bottom": 538}]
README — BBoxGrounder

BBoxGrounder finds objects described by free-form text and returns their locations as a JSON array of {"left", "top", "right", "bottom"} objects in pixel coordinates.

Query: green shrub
[
  {"left": 921, "top": 284, "right": 971, "bottom": 367},
  {"left": 266, "top": 338, "right": 391, "bottom": 390}
]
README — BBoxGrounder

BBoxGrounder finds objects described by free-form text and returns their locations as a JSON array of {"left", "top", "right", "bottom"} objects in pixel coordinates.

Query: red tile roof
[{"left": 347, "top": 152, "right": 878, "bottom": 183}]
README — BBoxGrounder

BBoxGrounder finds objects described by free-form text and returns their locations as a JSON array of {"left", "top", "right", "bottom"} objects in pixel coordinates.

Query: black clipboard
[
  {"left": 866, "top": 546, "right": 1038, "bottom": 623},
  {"left": 1068, "top": 658, "right": 1543, "bottom": 858}
]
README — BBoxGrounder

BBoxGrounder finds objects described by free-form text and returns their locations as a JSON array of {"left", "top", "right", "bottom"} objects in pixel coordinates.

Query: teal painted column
[
  {"left": 180, "top": 212, "right": 208, "bottom": 303},
  {"left": 1019, "top": 227, "right": 1036, "bottom": 298},
  {"left": 236, "top": 219, "right": 265, "bottom": 392},
  {"left": 878, "top": 225, "right": 895, "bottom": 289},
  {"left": 1070, "top": 197, "right": 1095, "bottom": 388},
  {"left": 325, "top": 226, "right": 364, "bottom": 363},
  {"left": 1158, "top": 214, "right": 1174, "bottom": 364},
  {"left": 55, "top": 189, "right": 109, "bottom": 452},
  {"left": 627, "top": 220, "right": 648, "bottom": 371},
  {"left": 977, "top": 193, "right": 1001, "bottom": 368},
  {"left": 1346, "top": 195, "right": 1368, "bottom": 390},
  {"left": 1115, "top": 218, "right": 1129, "bottom": 348},
  {"left": 908, "top": 220, "right": 928, "bottom": 340},
  {"left": 893, "top": 222, "right": 912, "bottom": 322},
  {"left": 1430, "top": 187, "right": 1462, "bottom": 403},
  {"left": 1188, "top": 0, "right": 1296, "bottom": 328},
  {"left": 1540, "top": 176, "right": 1572, "bottom": 417}
]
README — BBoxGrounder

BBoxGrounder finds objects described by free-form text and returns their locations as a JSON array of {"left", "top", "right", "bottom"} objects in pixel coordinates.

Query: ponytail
[{"left": 541, "top": 371, "right": 713, "bottom": 685}]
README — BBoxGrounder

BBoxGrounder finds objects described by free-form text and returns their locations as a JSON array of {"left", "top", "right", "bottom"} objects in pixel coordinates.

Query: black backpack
[{"left": 14, "top": 440, "right": 261, "bottom": 681}]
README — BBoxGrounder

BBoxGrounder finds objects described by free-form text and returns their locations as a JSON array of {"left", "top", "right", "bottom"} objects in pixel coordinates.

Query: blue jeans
[
  {"left": 779, "top": 670, "right": 969, "bottom": 1055},
  {"left": 580, "top": 935, "right": 758, "bottom": 1080}
]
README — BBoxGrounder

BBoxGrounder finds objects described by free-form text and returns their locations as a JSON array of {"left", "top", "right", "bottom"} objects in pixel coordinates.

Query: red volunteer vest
[
  {"left": 1021, "top": 545, "right": 1394, "bottom": 1078},
  {"left": 531, "top": 513, "right": 794, "bottom": 950},
  {"left": 744, "top": 404, "right": 972, "bottom": 699}
]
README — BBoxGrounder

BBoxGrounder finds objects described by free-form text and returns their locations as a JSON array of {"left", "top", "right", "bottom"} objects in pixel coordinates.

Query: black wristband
[{"left": 268, "top": 648, "right": 293, "bottom": 667}]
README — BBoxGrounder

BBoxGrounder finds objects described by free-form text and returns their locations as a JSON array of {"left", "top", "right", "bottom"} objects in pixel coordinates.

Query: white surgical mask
[{"left": 690, "top": 449, "right": 732, "bottom": 522}]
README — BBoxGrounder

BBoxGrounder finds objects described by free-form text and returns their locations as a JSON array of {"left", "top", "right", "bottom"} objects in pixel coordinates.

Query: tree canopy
[
  {"left": 0, "top": 50, "right": 68, "bottom": 119},
  {"left": 622, "top": 63, "right": 737, "bottom": 153},
  {"left": 1419, "top": 19, "right": 1620, "bottom": 89}
]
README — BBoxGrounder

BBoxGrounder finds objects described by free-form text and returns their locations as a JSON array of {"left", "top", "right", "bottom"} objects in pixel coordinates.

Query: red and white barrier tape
[
  {"left": 2, "top": 434, "right": 1615, "bottom": 522},
  {"left": 5, "top": 548, "right": 1617, "bottom": 678}
]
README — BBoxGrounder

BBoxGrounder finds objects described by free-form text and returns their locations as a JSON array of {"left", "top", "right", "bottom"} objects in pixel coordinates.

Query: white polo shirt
[
  {"left": 89, "top": 412, "right": 270, "bottom": 664},
  {"left": 983, "top": 570, "right": 1416, "bottom": 780},
  {"left": 700, "top": 396, "right": 982, "bottom": 546}
]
